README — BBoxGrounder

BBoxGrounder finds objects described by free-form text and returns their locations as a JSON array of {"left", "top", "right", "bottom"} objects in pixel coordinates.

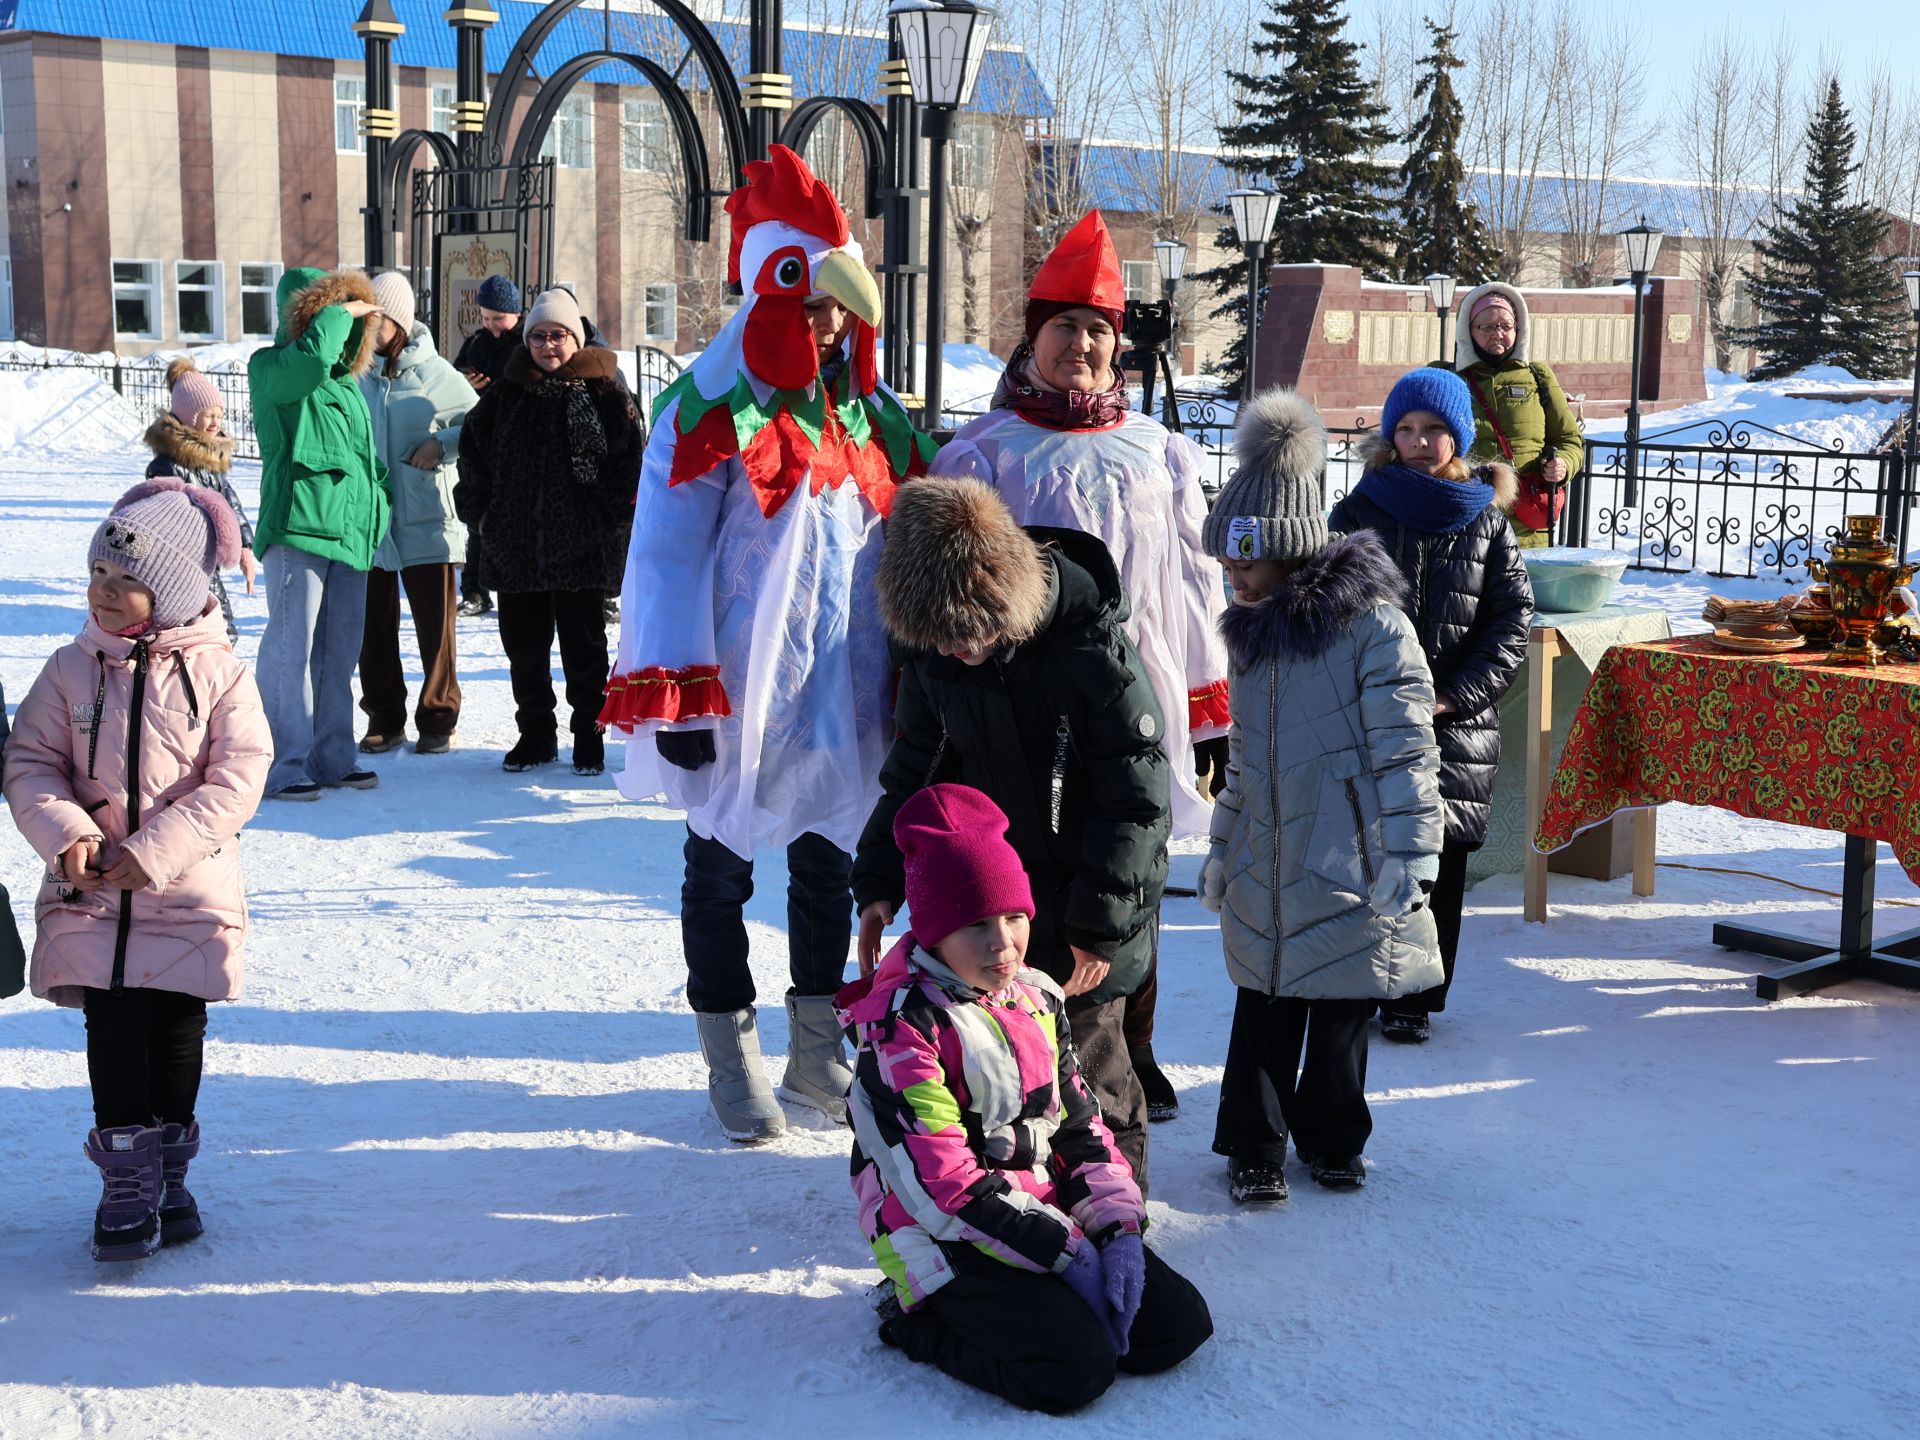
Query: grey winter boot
[
  {"left": 83, "top": 1124, "right": 164, "bottom": 1261},
  {"left": 695, "top": 1009, "right": 787, "bottom": 1144},
  {"left": 158, "top": 1120, "right": 204, "bottom": 1245},
  {"left": 777, "top": 990, "right": 854, "bottom": 1126}
]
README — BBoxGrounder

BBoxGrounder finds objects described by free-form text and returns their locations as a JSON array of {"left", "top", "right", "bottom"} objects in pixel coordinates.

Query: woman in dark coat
[
  {"left": 453, "top": 288, "right": 643, "bottom": 776},
  {"left": 1328, "top": 366, "right": 1533, "bottom": 1043}
]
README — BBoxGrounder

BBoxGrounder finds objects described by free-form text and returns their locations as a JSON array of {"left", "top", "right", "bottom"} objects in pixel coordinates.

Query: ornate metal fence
[{"left": 0, "top": 346, "right": 261, "bottom": 459}]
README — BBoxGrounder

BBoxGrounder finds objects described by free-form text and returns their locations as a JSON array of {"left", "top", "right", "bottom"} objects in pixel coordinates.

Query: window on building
[
  {"left": 336, "top": 76, "right": 367, "bottom": 154},
  {"left": 241, "top": 263, "right": 282, "bottom": 338},
  {"left": 623, "top": 96, "right": 670, "bottom": 175},
  {"left": 112, "top": 261, "right": 162, "bottom": 340},
  {"left": 643, "top": 283, "right": 677, "bottom": 342},
  {"left": 177, "top": 261, "right": 223, "bottom": 341},
  {"left": 953, "top": 121, "right": 997, "bottom": 193},
  {"left": 1121, "top": 260, "right": 1156, "bottom": 305},
  {"left": 431, "top": 84, "right": 456, "bottom": 136},
  {"left": 541, "top": 92, "right": 594, "bottom": 170}
]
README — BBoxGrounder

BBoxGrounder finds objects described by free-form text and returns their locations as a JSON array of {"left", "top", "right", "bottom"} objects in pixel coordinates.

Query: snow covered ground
[{"left": 3, "top": 395, "right": 1919, "bottom": 1437}]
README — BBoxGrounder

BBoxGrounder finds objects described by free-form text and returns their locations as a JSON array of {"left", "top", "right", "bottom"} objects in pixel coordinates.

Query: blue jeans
[
  {"left": 680, "top": 828, "right": 852, "bottom": 1014},
  {"left": 257, "top": 545, "right": 369, "bottom": 794}
]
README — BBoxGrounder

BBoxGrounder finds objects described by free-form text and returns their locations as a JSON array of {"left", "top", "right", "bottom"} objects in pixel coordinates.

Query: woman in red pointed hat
[{"left": 912, "top": 210, "right": 1230, "bottom": 1183}]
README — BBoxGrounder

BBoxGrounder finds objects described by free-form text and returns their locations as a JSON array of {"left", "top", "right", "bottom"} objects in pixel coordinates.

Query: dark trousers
[
  {"left": 894, "top": 1245, "right": 1213, "bottom": 1414},
  {"left": 1212, "top": 988, "right": 1372, "bottom": 1163},
  {"left": 681, "top": 827, "right": 852, "bottom": 1014},
  {"left": 459, "top": 550, "right": 488, "bottom": 601},
  {"left": 496, "top": 588, "right": 609, "bottom": 742},
  {"left": 1387, "top": 836, "right": 1473, "bottom": 1016},
  {"left": 82, "top": 987, "right": 209, "bottom": 1131},
  {"left": 1067, "top": 992, "right": 1148, "bottom": 1195},
  {"left": 1121, "top": 952, "right": 1158, "bottom": 1051},
  {"left": 359, "top": 563, "right": 462, "bottom": 737}
]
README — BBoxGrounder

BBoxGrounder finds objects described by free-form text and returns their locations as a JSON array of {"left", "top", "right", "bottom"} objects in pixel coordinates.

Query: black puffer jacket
[
  {"left": 1327, "top": 437, "right": 1533, "bottom": 846},
  {"left": 452, "top": 345, "right": 642, "bottom": 594},
  {"left": 851, "top": 528, "right": 1171, "bottom": 1003}
]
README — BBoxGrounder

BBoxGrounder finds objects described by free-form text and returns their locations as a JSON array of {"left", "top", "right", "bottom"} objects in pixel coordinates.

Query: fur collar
[
  {"left": 1359, "top": 431, "right": 1517, "bottom": 509},
  {"left": 503, "top": 343, "right": 620, "bottom": 387},
  {"left": 1220, "top": 531, "right": 1407, "bottom": 669},
  {"left": 143, "top": 411, "right": 233, "bottom": 473},
  {"left": 284, "top": 269, "right": 379, "bottom": 378}
]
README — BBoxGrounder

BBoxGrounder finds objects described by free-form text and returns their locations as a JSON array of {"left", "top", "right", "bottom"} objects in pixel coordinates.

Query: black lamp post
[
  {"left": 1621, "top": 217, "right": 1664, "bottom": 521},
  {"left": 1902, "top": 269, "right": 1920, "bottom": 557},
  {"left": 1227, "top": 188, "right": 1280, "bottom": 401},
  {"left": 1424, "top": 273, "right": 1457, "bottom": 366},
  {"left": 1142, "top": 237, "right": 1187, "bottom": 429},
  {"left": 353, "top": 0, "right": 403, "bottom": 270},
  {"left": 890, "top": 0, "right": 995, "bottom": 428}
]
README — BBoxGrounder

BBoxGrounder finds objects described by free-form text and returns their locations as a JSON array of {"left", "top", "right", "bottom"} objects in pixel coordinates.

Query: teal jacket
[
  {"left": 360, "top": 327, "right": 478, "bottom": 570},
  {"left": 247, "top": 267, "right": 391, "bottom": 570}
]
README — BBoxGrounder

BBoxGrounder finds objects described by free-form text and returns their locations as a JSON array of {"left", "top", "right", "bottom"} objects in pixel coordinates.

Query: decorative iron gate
[{"left": 409, "top": 159, "right": 556, "bottom": 351}]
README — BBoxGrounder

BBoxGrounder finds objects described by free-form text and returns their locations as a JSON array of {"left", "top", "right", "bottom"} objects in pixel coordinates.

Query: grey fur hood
[
  {"left": 1220, "top": 531, "right": 1406, "bottom": 670},
  {"left": 1453, "top": 281, "right": 1530, "bottom": 368}
]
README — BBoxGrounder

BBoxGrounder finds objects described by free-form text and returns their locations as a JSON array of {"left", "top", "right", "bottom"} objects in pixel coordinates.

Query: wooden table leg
[
  {"left": 1523, "top": 631, "right": 1554, "bottom": 923},
  {"left": 1632, "top": 806, "right": 1657, "bottom": 897}
]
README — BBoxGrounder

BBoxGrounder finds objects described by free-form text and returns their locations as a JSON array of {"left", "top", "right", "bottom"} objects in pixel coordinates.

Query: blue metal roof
[{"left": 3, "top": 1, "right": 1050, "bottom": 117}]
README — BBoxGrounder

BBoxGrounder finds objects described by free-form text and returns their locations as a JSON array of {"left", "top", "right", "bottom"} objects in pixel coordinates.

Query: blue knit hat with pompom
[{"left": 1381, "top": 366, "right": 1476, "bottom": 458}]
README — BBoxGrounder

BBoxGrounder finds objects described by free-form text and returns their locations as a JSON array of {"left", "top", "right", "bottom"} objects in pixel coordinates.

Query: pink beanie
[
  {"left": 166, "top": 357, "right": 224, "bottom": 423},
  {"left": 89, "top": 477, "right": 242, "bottom": 628},
  {"left": 1469, "top": 291, "right": 1515, "bottom": 324},
  {"left": 895, "top": 784, "right": 1036, "bottom": 949}
]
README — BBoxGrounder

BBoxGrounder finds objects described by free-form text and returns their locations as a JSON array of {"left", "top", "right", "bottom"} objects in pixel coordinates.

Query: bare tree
[
  {"left": 1679, "top": 29, "right": 1763, "bottom": 371},
  {"left": 1460, "top": 0, "right": 1565, "bottom": 281},
  {"left": 1002, "top": 0, "right": 1128, "bottom": 259},
  {"left": 1550, "top": 4, "right": 1658, "bottom": 287},
  {"left": 1758, "top": 30, "right": 1808, "bottom": 224}
]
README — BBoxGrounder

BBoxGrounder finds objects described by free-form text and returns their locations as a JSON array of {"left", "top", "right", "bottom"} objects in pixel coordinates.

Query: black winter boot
[
  {"left": 83, "top": 1124, "right": 164, "bottom": 1261},
  {"left": 503, "top": 734, "right": 559, "bottom": 772},
  {"left": 1129, "top": 1043, "right": 1179, "bottom": 1122},
  {"left": 572, "top": 729, "right": 605, "bottom": 777},
  {"left": 1227, "top": 1156, "right": 1288, "bottom": 1204},
  {"left": 158, "top": 1120, "right": 203, "bottom": 1245}
]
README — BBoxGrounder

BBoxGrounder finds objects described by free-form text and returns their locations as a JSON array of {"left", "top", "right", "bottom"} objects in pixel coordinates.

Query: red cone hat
[{"left": 1025, "top": 211, "right": 1126, "bottom": 337}]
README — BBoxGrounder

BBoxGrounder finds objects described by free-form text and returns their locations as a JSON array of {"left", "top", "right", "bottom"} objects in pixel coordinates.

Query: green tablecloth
[{"left": 1469, "top": 605, "right": 1674, "bottom": 882}]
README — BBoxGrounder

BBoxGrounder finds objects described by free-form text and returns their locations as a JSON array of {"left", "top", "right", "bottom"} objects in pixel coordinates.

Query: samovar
[{"left": 1806, "top": 514, "right": 1918, "bottom": 665}]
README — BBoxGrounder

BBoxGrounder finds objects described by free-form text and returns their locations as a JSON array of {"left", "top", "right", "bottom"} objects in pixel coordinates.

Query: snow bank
[{"left": 0, "top": 369, "right": 146, "bottom": 453}]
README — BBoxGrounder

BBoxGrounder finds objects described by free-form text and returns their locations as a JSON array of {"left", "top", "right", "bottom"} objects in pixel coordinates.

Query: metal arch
[
  {"left": 504, "top": 51, "right": 717, "bottom": 241},
  {"left": 781, "top": 97, "right": 886, "bottom": 219},
  {"left": 484, "top": 0, "right": 748, "bottom": 190},
  {"left": 379, "top": 128, "right": 461, "bottom": 230}
]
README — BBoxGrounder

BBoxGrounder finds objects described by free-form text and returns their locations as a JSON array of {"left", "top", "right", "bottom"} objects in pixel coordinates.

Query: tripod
[{"left": 1127, "top": 343, "right": 1184, "bottom": 435}]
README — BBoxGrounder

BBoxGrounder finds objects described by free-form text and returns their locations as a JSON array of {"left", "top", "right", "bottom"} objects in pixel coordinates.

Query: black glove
[{"left": 655, "top": 729, "right": 716, "bottom": 772}]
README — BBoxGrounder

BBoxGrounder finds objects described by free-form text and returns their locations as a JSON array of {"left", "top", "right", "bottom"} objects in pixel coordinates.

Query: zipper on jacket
[
  {"left": 923, "top": 719, "right": 950, "bottom": 787},
  {"left": 1049, "top": 717, "right": 1070, "bottom": 834},
  {"left": 1343, "top": 778, "right": 1376, "bottom": 888},
  {"left": 172, "top": 651, "right": 201, "bottom": 727},
  {"left": 1268, "top": 667, "right": 1282, "bottom": 995},
  {"left": 86, "top": 653, "right": 107, "bottom": 778},
  {"left": 110, "top": 639, "right": 150, "bottom": 991}
]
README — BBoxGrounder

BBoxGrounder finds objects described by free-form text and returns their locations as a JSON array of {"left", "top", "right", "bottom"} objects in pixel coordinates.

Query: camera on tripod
[{"left": 1122, "top": 299, "right": 1173, "bottom": 355}]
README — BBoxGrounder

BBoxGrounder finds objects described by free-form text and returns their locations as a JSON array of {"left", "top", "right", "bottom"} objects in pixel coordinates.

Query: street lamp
[
  {"left": 1620, "top": 216, "right": 1664, "bottom": 525},
  {"left": 1228, "top": 187, "right": 1280, "bottom": 401},
  {"left": 889, "top": 0, "right": 995, "bottom": 427},
  {"left": 1901, "top": 268, "right": 1920, "bottom": 557},
  {"left": 1425, "top": 273, "right": 1457, "bottom": 366}
]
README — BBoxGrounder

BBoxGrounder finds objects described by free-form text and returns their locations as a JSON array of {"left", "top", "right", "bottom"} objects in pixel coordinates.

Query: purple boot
[
  {"left": 83, "top": 1124, "right": 164, "bottom": 1261},
  {"left": 158, "top": 1121, "right": 203, "bottom": 1245}
]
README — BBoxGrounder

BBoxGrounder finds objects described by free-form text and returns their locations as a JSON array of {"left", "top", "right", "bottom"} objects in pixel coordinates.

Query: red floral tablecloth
[{"left": 1534, "top": 636, "right": 1920, "bottom": 884}]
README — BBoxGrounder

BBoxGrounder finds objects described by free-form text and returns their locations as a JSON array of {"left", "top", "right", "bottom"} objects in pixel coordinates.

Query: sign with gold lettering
[{"left": 435, "top": 231, "right": 517, "bottom": 350}]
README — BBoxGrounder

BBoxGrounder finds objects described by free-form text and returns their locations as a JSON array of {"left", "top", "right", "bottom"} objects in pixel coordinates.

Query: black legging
[
  {"left": 83, "top": 987, "right": 208, "bottom": 1130},
  {"left": 1389, "top": 835, "right": 1473, "bottom": 1015}
]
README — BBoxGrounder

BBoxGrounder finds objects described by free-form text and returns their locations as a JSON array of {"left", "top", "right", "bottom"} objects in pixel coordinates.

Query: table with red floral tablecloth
[{"left": 1534, "top": 635, "right": 1920, "bottom": 886}]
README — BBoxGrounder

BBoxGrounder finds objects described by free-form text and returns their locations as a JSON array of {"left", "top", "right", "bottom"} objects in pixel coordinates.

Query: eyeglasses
[
  {"left": 1471, "top": 320, "right": 1516, "bottom": 336},
  {"left": 526, "top": 328, "right": 574, "bottom": 347}
]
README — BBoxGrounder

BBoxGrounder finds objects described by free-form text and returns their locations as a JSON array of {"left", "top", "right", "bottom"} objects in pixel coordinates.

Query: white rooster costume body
[{"left": 603, "top": 146, "right": 933, "bottom": 860}]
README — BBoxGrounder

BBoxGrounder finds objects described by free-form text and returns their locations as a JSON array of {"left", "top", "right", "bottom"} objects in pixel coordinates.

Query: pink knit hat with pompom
[{"left": 89, "top": 476, "right": 241, "bottom": 628}]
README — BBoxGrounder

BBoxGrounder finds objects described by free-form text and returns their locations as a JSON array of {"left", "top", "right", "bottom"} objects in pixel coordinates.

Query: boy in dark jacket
[{"left": 852, "top": 477, "right": 1172, "bottom": 1189}]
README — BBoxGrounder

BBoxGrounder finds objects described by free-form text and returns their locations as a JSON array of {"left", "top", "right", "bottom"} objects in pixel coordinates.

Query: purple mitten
[
  {"left": 1059, "top": 1240, "right": 1109, "bottom": 1330},
  {"left": 1100, "top": 1233, "right": 1146, "bottom": 1354}
]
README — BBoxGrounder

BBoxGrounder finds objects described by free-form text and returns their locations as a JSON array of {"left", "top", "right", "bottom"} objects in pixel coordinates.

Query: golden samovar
[{"left": 1806, "top": 514, "right": 1918, "bottom": 665}]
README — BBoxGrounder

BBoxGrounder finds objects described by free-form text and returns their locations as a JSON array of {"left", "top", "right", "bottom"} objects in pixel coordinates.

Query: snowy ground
[{"left": 3, "top": 402, "right": 1919, "bottom": 1437}]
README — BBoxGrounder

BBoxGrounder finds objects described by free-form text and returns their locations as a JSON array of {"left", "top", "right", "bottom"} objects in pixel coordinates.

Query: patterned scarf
[
  {"left": 989, "top": 342, "right": 1130, "bottom": 432},
  {"left": 532, "top": 372, "right": 608, "bottom": 487},
  {"left": 1353, "top": 462, "right": 1497, "bottom": 536}
]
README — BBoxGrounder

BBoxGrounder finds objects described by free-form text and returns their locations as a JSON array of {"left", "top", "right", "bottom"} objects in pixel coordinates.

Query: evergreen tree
[
  {"left": 1394, "top": 19, "right": 1498, "bottom": 287},
  {"left": 1198, "top": 0, "right": 1404, "bottom": 389},
  {"left": 1738, "top": 80, "right": 1909, "bottom": 381}
]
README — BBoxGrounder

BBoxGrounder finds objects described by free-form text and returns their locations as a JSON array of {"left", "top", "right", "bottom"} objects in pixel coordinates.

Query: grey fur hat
[
  {"left": 877, "top": 477, "right": 1052, "bottom": 652},
  {"left": 1202, "top": 388, "right": 1330, "bottom": 562}
]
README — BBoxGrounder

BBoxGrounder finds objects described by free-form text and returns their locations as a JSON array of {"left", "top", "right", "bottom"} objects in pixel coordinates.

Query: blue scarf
[{"left": 1353, "top": 462, "right": 1496, "bottom": 536}]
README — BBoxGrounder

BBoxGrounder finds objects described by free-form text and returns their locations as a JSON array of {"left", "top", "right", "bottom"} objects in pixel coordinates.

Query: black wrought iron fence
[
  {"left": 1572, "top": 418, "right": 1908, "bottom": 579},
  {"left": 0, "top": 346, "right": 261, "bottom": 459}
]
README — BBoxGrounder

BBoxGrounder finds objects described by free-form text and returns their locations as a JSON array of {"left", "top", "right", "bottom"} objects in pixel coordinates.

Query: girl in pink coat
[{"left": 4, "top": 477, "right": 271, "bottom": 1261}]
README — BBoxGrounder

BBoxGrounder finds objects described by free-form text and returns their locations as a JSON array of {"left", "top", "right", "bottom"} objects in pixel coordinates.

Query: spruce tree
[
  {"left": 1738, "top": 79, "right": 1909, "bottom": 381},
  {"left": 1394, "top": 19, "right": 1498, "bottom": 287},
  {"left": 1198, "top": 0, "right": 1404, "bottom": 389}
]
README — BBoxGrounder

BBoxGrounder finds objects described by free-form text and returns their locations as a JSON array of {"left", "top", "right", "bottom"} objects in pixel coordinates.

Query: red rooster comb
[{"left": 724, "top": 144, "right": 852, "bottom": 285}]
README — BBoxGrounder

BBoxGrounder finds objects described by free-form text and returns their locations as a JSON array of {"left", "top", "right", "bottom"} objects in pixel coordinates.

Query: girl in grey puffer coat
[{"left": 1198, "top": 389, "right": 1444, "bottom": 1200}]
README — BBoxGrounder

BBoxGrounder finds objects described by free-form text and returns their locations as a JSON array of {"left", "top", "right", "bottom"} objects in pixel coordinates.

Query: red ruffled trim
[
  {"left": 599, "top": 665, "right": 733, "bottom": 732},
  {"left": 1188, "top": 678, "right": 1231, "bottom": 732}
]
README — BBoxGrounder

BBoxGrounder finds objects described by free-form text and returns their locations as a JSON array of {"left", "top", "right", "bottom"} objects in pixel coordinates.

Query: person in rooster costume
[{"left": 603, "top": 146, "right": 935, "bottom": 1144}]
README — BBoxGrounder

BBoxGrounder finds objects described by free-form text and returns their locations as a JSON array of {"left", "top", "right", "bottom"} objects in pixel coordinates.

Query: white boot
[
  {"left": 777, "top": 990, "right": 853, "bottom": 1126},
  {"left": 695, "top": 1009, "right": 786, "bottom": 1144}
]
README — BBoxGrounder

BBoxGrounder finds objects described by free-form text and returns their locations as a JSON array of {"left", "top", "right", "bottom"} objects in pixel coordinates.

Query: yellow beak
[{"left": 813, "top": 248, "right": 882, "bottom": 328}]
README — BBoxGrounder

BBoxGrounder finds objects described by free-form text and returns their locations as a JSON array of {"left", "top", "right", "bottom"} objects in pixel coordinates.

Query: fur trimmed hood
[
  {"left": 1358, "top": 431, "right": 1518, "bottom": 510},
  {"left": 1453, "top": 281, "right": 1530, "bottom": 368},
  {"left": 278, "top": 267, "right": 379, "bottom": 377},
  {"left": 877, "top": 477, "right": 1053, "bottom": 651},
  {"left": 502, "top": 342, "right": 622, "bottom": 387},
  {"left": 143, "top": 411, "right": 233, "bottom": 473},
  {"left": 1220, "top": 530, "right": 1407, "bottom": 669}
]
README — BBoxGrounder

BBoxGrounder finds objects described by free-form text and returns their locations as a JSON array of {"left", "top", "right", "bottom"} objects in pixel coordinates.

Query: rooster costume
[
  {"left": 929, "top": 213, "right": 1228, "bottom": 839},
  {"left": 602, "top": 146, "right": 933, "bottom": 1142}
]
